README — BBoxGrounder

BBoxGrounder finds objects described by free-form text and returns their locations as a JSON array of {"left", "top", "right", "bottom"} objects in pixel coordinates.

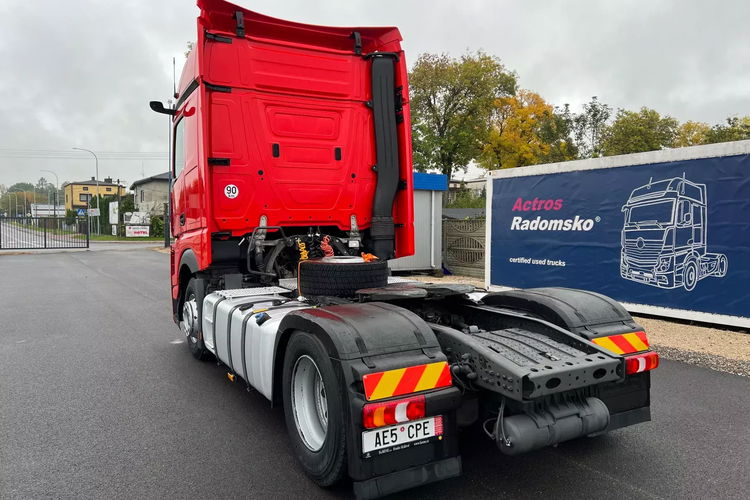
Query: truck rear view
[{"left": 150, "top": 1, "right": 658, "bottom": 498}]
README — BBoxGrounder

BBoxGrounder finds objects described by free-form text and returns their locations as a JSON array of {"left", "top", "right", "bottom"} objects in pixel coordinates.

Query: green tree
[
  {"left": 538, "top": 104, "right": 579, "bottom": 163},
  {"left": 573, "top": 96, "right": 612, "bottom": 158},
  {"left": 704, "top": 116, "right": 750, "bottom": 144},
  {"left": 7, "top": 182, "right": 34, "bottom": 193},
  {"left": 409, "top": 51, "right": 517, "bottom": 178},
  {"left": 601, "top": 107, "right": 678, "bottom": 156}
]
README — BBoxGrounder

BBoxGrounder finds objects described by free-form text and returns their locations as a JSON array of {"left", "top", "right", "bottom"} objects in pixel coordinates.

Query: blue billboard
[{"left": 487, "top": 146, "right": 750, "bottom": 325}]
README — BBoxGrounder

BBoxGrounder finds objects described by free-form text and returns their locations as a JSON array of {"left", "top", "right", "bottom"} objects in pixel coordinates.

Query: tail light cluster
[
  {"left": 625, "top": 351, "right": 660, "bottom": 374},
  {"left": 362, "top": 395, "right": 426, "bottom": 429}
]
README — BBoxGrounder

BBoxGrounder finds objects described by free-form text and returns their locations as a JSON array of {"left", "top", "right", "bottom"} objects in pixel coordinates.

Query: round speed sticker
[{"left": 224, "top": 184, "right": 239, "bottom": 199}]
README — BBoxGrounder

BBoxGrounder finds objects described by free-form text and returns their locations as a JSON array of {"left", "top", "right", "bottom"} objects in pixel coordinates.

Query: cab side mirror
[{"left": 149, "top": 101, "right": 175, "bottom": 116}]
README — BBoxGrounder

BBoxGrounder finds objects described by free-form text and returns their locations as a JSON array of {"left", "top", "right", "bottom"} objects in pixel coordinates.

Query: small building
[
  {"left": 447, "top": 177, "right": 486, "bottom": 203},
  {"left": 30, "top": 203, "right": 65, "bottom": 217},
  {"left": 63, "top": 177, "right": 127, "bottom": 211},
  {"left": 388, "top": 173, "right": 447, "bottom": 273},
  {"left": 130, "top": 172, "right": 170, "bottom": 215}
]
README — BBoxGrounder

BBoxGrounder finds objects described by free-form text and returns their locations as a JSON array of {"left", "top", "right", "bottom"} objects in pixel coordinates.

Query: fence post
[
  {"left": 44, "top": 218, "right": 47, "bottom": 248},
  {"left": 163, "top": 203, "right": 169, "bottom": 248},
  {"left": 86, "top": 216, "right": 90, "bottom": 248}
]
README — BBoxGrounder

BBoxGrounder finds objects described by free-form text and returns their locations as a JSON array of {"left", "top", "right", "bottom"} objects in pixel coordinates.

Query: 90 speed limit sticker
[{"left": 224, "top": 184, "right": 239, "bottom": 199}]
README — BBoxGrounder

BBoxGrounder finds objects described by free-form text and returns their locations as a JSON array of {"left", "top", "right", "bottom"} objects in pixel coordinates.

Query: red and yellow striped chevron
[
  {"left": 363, "top": 361, "right": 452, "bottom": 401},
  {"left": 592, "top": 331, "right": 650, "bottom": 355}
]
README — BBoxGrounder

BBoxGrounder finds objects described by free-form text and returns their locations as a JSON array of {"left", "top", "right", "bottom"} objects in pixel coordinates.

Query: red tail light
[
  {"left": 362, "top": 395, "right": 426, "bottom": 429},
  {"left": 625, "top": 351, "right": 659, "bottom": 374}
]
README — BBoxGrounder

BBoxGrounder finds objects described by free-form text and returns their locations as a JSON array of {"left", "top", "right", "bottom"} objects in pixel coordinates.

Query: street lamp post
[
  {"left": 72, "top": 147, "right": 99, "bottom": 234},
  {"left": 40, "top": 169, "right": 60, "bottom": 218}
]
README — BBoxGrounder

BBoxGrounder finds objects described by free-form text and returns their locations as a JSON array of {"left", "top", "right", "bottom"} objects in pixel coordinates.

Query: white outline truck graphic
[{"left": 620, "top": 175, "right": 728, "bottom": 291}]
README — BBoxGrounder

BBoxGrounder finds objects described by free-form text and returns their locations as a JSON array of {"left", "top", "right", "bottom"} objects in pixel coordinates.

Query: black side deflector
[{"left": 369, "top": 55, "right": 400, "bottom": 260}]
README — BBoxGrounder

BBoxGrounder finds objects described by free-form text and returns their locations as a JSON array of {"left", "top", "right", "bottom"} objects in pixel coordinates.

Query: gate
[{"left": 0, "top": 217, "right": 89, "bottom": 250}]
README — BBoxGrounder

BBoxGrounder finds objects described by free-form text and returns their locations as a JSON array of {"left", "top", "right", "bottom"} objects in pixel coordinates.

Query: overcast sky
[{"left": 1, "top": 0, "right": 747, "bottom": 188}]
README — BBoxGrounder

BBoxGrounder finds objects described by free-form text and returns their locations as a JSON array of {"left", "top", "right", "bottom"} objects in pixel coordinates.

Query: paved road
[{"left": 1, "top": 248, "right": 748, "bottom": 499}]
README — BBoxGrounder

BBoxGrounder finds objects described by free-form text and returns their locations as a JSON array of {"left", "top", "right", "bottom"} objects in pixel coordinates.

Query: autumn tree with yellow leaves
[{"left": 480, "top": 90, "right": 565, "bottom": 170}]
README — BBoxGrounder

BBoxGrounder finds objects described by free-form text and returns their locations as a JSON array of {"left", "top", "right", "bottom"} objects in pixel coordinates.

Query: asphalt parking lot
[{"left": 1, "top": 247, "right": 748, "bottom": 499}]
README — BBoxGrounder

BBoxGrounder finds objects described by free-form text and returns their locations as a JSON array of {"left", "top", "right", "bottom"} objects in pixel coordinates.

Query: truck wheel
[
  {"left": 683, "top": 260, "right": 698, "bottom": 292},
  {"left": 282, "top": 331, "right": 347, "bottom": 486},
  {"left": 716, "top": 255, "right": 728, "bottom": 277},
  {"left": 182, "top": 278, "right": 210, "bottom": 360},
  {"left": 298, "top": 257, "right": 388, "bottom": 297}
]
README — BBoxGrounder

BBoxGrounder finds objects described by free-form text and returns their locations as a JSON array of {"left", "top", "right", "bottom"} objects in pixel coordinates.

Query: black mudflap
[{"left": 482, "top": 287, "right": 642, "bottom": 339}]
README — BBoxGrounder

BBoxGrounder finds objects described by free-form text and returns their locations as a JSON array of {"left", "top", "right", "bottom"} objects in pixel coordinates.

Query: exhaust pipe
[
  {"left": 496, "top": 397, "right": 610, "bottom": 456},
  {"left": 368, "top": 55, "right": 400, "bottom": 260}
]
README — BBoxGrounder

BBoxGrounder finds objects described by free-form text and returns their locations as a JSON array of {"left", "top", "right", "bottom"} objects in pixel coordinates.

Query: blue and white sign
[
  {"left": 486, "top": 141, "right": 750, "bottom": 327},
  {"left": 77, "top": 208, "right": 86, "bottom": 216}
]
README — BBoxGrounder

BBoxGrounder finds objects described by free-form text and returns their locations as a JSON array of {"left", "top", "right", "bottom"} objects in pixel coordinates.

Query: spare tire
[{"left": 298, "top": 257, "right": 388, "bottom": 297}]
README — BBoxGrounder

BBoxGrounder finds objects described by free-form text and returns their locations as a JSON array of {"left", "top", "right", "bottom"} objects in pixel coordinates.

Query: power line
[{"left": 0, "top": 148, "right": 167, "bottom": 160}]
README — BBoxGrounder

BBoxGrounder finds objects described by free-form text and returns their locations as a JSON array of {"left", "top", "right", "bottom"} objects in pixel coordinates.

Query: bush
[
  {"left": 151, "top": 216, "right": 164, "bottom": 238},
  {"left": 65, "top": 209, "right": 78, "bottom": 225}
]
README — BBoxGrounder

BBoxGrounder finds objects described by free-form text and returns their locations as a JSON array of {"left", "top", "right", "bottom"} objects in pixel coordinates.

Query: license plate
[{"left": 362, "top": 416, "right": 443, "bottom": 455}]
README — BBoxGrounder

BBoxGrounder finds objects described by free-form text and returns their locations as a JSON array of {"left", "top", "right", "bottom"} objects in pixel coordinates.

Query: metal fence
[
  {"left": 442, "top": 218, "right": 485, "bottom": 278},
  {"left": 0, "top": 217, "right": 89, "bottom": 250}
]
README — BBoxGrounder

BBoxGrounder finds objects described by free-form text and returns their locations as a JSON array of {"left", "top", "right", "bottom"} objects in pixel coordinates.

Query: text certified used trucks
[{"left": 150, "top": 1, "right": 659, "bottom": 497}]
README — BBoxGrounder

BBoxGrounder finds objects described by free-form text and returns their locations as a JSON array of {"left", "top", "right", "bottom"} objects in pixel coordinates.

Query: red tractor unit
[{"left": 150, "top": 1, "right": 658, "bottom": 497}]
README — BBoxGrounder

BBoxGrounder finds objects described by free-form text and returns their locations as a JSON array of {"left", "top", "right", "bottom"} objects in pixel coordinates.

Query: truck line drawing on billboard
[{"left": 620, "top": 174, "right": 728, "bottom": 291}]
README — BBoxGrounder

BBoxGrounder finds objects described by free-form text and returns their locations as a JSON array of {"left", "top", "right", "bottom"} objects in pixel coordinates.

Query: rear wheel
[
  {"left": 181, "top": 278, "right": 210, "bottom": 360},
  {"left": 283, "top": 331, "right": 347, "bottom": 486}
]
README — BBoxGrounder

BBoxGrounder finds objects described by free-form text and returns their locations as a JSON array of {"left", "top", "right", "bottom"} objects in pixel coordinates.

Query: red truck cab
[{"left": 162, "top": 0, "right": 415, "bottom": 319}]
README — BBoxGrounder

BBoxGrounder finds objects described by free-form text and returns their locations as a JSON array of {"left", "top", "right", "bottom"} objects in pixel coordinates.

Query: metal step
[{"left": 473, "top": 328, "right": 585, "bottom": 367}]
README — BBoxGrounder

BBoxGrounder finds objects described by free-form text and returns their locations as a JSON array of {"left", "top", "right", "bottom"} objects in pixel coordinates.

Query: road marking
[{"left": 170, "top": 339, "right": 185, "bottom": 344}]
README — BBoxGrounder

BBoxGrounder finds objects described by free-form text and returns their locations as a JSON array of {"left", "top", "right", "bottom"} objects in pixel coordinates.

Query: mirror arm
[{"left": 149, "top": 101, "right": 176, "bottom": 116}]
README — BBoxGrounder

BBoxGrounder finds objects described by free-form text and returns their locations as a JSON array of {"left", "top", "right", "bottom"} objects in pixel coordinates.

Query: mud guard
[
  {"left": 481, "top": 287, "right": 642, "bottom": 339},
  {"left": 276, "top": 302, "right": 461, "bottom": 495}
]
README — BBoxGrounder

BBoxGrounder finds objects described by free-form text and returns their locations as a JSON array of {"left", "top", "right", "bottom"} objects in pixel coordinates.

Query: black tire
[
  {"left": 683, "top": 260, "right": 698, "bottom": 292},
  {"left": 182, "top": 278, "right": 210, "bottom": 360},
  {"left": 282, "top": 331, "right": 347, "bottom": 487},
  {"left": 298, "top": 258, "right": 388, "bottom": 296}
]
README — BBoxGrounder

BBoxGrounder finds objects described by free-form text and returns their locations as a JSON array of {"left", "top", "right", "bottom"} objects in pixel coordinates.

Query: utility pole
[
  {"left": 117, "top": 178, "right": 123, "bottom": 237},
  {"left": 73, "top": 147, "right": 99, "bottom": 233}
]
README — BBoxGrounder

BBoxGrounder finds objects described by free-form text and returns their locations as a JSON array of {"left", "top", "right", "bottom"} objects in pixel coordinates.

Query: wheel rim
[
  {"left": 291, "top": 355, "right": 328, "bottom": 452},
  {"left": 182, "top": 293, "right": 199, "bottom": 342},
  {"left": 685, "top": 264, "right": 697, "bottom": 288}
]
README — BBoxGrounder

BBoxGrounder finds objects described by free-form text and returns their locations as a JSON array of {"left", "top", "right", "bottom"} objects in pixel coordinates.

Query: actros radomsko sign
[{"left": 486, "top": 141, "right": 750, "bottom": 326}]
